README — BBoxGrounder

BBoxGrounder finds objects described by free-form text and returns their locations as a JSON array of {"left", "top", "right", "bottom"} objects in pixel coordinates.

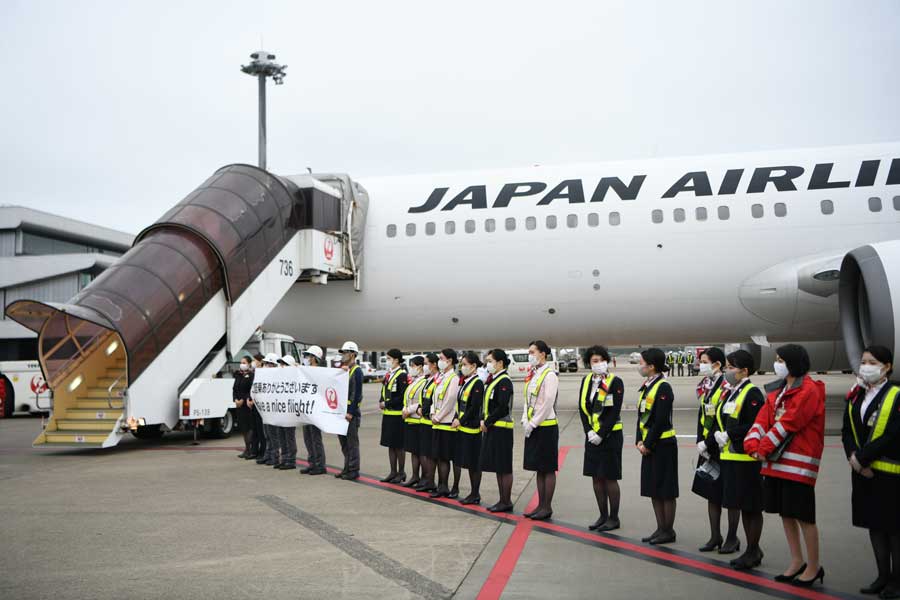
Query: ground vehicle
[
  {"left": 359, "top": 361, "right": 377, "bottom": 382},
  {"left": 506, "top": 348, "right": 559, "bottom": 380},
  {"left": 0, "top": 360, "right": 53, "bottom": 416}
]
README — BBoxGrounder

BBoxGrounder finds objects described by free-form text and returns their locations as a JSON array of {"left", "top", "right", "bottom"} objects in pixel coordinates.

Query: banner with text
[{"left": 250, "top": 366, "right": 349, "bottom": 435}]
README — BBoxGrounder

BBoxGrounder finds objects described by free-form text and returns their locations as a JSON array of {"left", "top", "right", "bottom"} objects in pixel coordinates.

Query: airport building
[{"left": 0, "top": 206, "right": 133, "bottom": 360}]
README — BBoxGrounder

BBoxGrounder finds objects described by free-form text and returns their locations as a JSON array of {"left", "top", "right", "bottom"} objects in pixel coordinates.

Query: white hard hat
[
  {"left": 340, "top": 341, "right": 359, "bottom": 353},
  {"left": 279, "top": 354, "right": 297, "bottom": 366},
  {"left": 263, "top": 352, "right": 280, "bottom": 365},
  {"left": 304, "top": 345, "right": 324, "bottom": 360}
]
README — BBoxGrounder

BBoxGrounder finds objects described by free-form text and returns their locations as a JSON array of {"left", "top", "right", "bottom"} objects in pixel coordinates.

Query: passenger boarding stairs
[{"left": 6, "top": 164, "right": 368, "bottom": 449}]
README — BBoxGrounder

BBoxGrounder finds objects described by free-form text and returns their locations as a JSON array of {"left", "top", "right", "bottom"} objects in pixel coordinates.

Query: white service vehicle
[{"left": 0, "top": 360, "right": 52, "bottom": 416}]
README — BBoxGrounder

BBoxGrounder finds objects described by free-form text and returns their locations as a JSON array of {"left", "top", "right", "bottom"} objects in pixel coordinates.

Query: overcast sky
[{"left": 2, "top": 1, "right": 899, "bottom": 234}]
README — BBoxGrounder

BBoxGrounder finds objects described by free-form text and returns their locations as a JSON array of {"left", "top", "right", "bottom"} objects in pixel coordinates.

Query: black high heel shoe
[
  {"left": 860, "top": 576, "right": 888, "bottom": 595},
  {"left": 774, "top": 563, "right": 806, "bottom": 583},
  {"left": 792, "top": 567, "right": 825, "bottom": 587},
  {"left": 698, "top": 536, "right": 723, "bottom": 552}
]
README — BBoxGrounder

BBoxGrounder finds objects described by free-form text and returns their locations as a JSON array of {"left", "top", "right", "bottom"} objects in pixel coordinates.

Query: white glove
[
  {"left": 587, "top": 430, "right": 602, "bottom": 446},
  {"left": 524, "top": 422, "right": 535, "bottom": 438},
  {"left": 849, "top": 452, "right": 863, "bottom": 473},
  {"left": 714, "top": 431, "right": 729, "bottom": 448},
  {"left": 521, "top": 412, "right": 528, "bottom": 427},
  {"left": 697, "top": 441, "right": 707, "bottom": 454}
]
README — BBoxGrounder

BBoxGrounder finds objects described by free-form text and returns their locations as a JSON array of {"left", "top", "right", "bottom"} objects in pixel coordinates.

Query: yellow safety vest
[
  {"left": 484, "top": 373, "right": 514, "bottom": 429},
  {"left": 700, "top": 378, "right": 725, "bottom": 438},
  {"left": 525, "top": 367, "right": 558, "bottom": 427},
  {"left": 421, "top": 378, "right": 436, "bottom": 423},
  {"left": 403, "top": 377, "right": 428, "bottom": 425},
  {"left": 457, "top": 376, "right": 481, "bottom": 434},
  {"left": 638, "top": 378, "right": 676, "bottom": 441},
  {"left": 715, "top": 382, "right": 758, "bottom": 462},
  {"left": 579, "top": 374, "right": 623, "bottom": 433},
  {"left": 381, "top": 368, "right": 407, "bottom": 416},
  {"left": 848, "top": 385, "right": 900, "bottom": 475},
  {"left": 432, "top": 373, "right": 457, "bottom": 431}
]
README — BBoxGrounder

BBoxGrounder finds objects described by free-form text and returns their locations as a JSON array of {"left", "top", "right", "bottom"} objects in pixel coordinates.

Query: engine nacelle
[{"left": 840, "top": 240, "right": 900, "bottom": 366}]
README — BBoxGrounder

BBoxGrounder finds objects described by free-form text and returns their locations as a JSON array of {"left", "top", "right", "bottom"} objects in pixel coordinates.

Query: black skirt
[
  {"left": 524, "top": 424, "right": 559, "bottom": 472},
  {"left": 403, "top": 422, "right": 420, "bottom": 455},
  {"left": 852, "top": 470, "right": 900, "bottom": 532},
  {"left": 432, "top": 427, "right": 457, "bottom": 461},
  {"left": 419, "top": 422, "right": 434, "bottom": 458},
  {"left": 236, "top": 405, "right": 254, "bottom": 431},
  {"left": 380, "top": 414, "right": 405, "bottom": 448},
  {"left": 763, "top": 476, "right": 816, "bottom": 524},
  {"left": 691, "top": 455, "right": 723, "bottom": 504},
  {"left": 640, "top": 440, "right": 679, "bottom": 499},
  {"left": 481, "top": 427, "right": 513, "bottom": 474},
  {"left": 456, "top": 430, "right": 483, "bottom": 469},
  {"left": 721, "top": 460, "right": 763, "bottom": 512},
  {"left": 582, "top": 430, "right": 623, "bottom": 480}
]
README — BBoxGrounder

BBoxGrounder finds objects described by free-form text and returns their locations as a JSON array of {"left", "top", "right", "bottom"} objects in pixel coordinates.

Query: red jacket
[{"left": 743, "top": 375, "right": 826, "bottom": 486}]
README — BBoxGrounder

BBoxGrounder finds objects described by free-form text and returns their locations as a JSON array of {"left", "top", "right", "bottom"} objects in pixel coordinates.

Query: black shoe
[
  {"left": 430, "top": 488, "right": 449, "bottom": 499},
  {"left": 880, "top": 581, "right": 900, "bottom": 599},
  {"left": 792, "top": 567, "right": 824, "bottom": 588},
  {"left": 390, "top": 472, "right": 406, "bottom": 484},
  {"left": 459, "top": 495, "right": 481, "bottom": 506},
  {"left": 401, "top": 478, "right": 420, "bottom": 488},
  {"left": 334, "top": 471, "right": 348, "bottom": 479},
  {"left": 256, "top": 458, "right": 268, "bottom": 464},
  {"left": 447, "top": 490, "right": 459, "bottom": 499},
  {"left": 698, "top": 536, "right": 723, "bottom": 552},
  {"left": 300, "top": 467, "right": 312, "bottom": 474},
  {"left": 860, "top": 576, "right": 889, "bottom": 595},
  {"left": 731, "top": 548, "right": 763, "bottom": 570},
  {"left": 308, "top": 468, "right": 327, "bottom": 475},
  {"left": 524, "top": 510, "right": 538, "bottom": 519},
  {"left": 340, "top": 472, "right": 359, "bottom": 481},
  {"left": 416, "top": 483, "right": 437, "bottom": 493},
  {"left": 238, "top": 452, "right": 247, "bottom": 459},
  {"left": 488, "top": 502, "right": 514, "bottom": 513},
  {"left": 264, "top": 460, "right": 275, "bottom": 466},
  {"left": 649, "top": 531, "right": 676, "bottom": 545},
  {"left": 379, "top": 472, "right": 398, "bottom": 483},
  {"left": 641, "top": 530, "right": 662, "bottom": 543},
  {"left": 589, "top": 516, "right": 607, "bottom": 531},
  {"left": 774, "top": 563, "right": 806, "bottom": 583},
  {"left": 244, "top": 454, "right": 257, "bottom": 460},
  {"left": 280, "top": 464, "right": 296, "bottom": 470},
  {"left": 597, "top": 518, "right": 620, "bottom": 532},
  {"left": 529, "top": 509, "right": 553, "bottom": 521},
  {"left": 719, "top": 538, "right": 741, "bottom": 555}
]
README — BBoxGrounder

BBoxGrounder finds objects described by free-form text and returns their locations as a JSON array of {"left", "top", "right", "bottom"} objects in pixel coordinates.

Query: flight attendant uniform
[
  {"left": 842, "top": 381, "right": 900, "bottom": 532},
  {"left": 714, "top": 379, "right": 766, "bottom": 512},
  {"left": 403, "top": 374, "right": 428, "bottom": 459},
  {"left": 637, "top": 375, "right": 678, "bottom": 499},
  {"left": 481, "top": 370, "right": 515, "bottom": 474},
  {"left": 419, "top": 376, "right": 437, "bottom": 459},
  {"left": 691, "top": 374, "right": 726, "bottom": 504},
  {"left": 380, "top": 365, "right": 408, "bottom": 450},
  {"left": 431, "top": 370, "right": 461, "bottom": 462},
  {"left": 523, "top": 363, "right": 560, "bottom": 473},
  {"left": 579, "top": 372, "right": 625, "bottom": 480},
  {"left": 455, "top": 374, "right": 485, "bottom": 469}
]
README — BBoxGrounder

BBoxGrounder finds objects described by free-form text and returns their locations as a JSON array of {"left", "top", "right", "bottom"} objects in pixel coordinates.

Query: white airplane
[{"left": 7, "top": 141, "right": 899, "bottom": 446}]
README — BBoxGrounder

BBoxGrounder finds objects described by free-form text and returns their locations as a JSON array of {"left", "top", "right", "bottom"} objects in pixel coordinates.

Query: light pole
[{"left": 240, "top": 50, "right": 287, "bottom": 171}]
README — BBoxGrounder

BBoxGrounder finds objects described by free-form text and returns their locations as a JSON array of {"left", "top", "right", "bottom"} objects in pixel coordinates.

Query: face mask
[
  {"left": 409, "top": 366, "right": 421, "bottom": 377},
  {"left": 461, "top": 365, "right": 474, "bottom": 377},
  {"left": 528, "top": 354, "right": 540, "bottom": 366},
  {"left": 639, "top": 365, "right": 651, "bottom": 378},
  {"left": 859, "top": 363, "right": 885, "bottom": 384},
  {"left": 591, "top": 361, "right": 608, "bottom": 376},
  {"left": 239, "top": 363, "right": 250, "bottom": 372},
  {"left": 699, "top": 362, "right": 713, "bottom": 377},
  {"left": 773, "top": 361, "right": 789, "bottom": 379},
  {"left": 724, "top": 369, "right": 740, "bottom": 386},
  {"left": 301, "top": 357, "right": 310, "bottom": 366},
  {"left": 438, "top": 359, "right": 448, "bottom": 371},
  {"left": 340, "top": 353, "right": 350, "bottom": 364},
  {"left": 477, "top": 367, "right": 489, "bottom": 382},
  {"left": 486, "top": 360, "right": 498, "bottom": 374}
]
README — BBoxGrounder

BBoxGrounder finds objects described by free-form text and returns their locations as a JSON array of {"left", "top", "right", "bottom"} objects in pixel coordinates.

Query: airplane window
[
  {"left": 386, "top": 224, "right": 397, "bottom": 238},
  {"left": 894, "top": 196, "right": 900, "bottom": 210},
  {"left": 505, "top": 217, "right": 516, "bottom": 231},
  {"left": 588, "top": 213, "right": 599, "bottom": 227},
  {"left": 869, "top": 196, "right": 883, "bottom": 212},
  {"left": 774, "top": 202, "right": 787, "bottom": 217},
  {"left": 651, "top": 209, "right": 663, "bottom": 224},
  {"left": 405, "top": 223, "right": 416, "bottom": 236},
  {"left": 751, "top": 204, "right": 764, "bottom": 218},
  {"left": 445, "top": 221, "right": 455, "bottom": 234},
  {"left": 485, "top": 218, "right": 496, "bottom": 232},
  {"left": 673, "top": 208, "right": 685, "bottom": 223},
  {"left": 567, "top": 214, "right": 578, "bottom": 228},
  {"left": 426, "top": 222, "right": 436, "bottom": 235},
  {"left": 526, "top": 216, "right": 537, "bottom": 230},
  {"left": 820, "top": 200, "right": 834, "bottom": 215},
  {"left": 546, "top": 215, "right": 557, "bottom": 229},
  {"left": 465, "top": 219, "right": 476, "bottom": 233},
  {"left": 718, "top": 206, "right": 730, "bottom": 220},
  {"left": 695, "top": 207, "right": 707, "bottom": 221},
  {"left": 609, "top": 212, "right": 621, "bottom": 226}
]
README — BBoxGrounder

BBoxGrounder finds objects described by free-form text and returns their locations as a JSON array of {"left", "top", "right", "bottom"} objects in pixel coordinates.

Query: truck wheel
[
  {"left": 1, "top": 376, "right": 13, "bottom": 418},
  {"left": 132, "top": 424, "right": 164, "bottom": 440},
  {"left": 210, "top": 410, "right": 235, "bottom": 438}
]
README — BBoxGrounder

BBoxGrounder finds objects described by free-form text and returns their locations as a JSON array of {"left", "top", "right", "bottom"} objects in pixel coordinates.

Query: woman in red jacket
[{"left": 743, "top": 344, "right": 826, "bottom": 587}]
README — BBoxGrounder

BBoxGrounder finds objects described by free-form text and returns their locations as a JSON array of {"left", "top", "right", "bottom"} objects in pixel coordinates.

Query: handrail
[
  {"left": 107, "top": 374, "right": 126, "bottom": 410},
  {"left": 34, "top": 390, "right": 52, "bottom": 412},
  {"left": 46, "top": 331, "right": 112, "bottom": 390}
]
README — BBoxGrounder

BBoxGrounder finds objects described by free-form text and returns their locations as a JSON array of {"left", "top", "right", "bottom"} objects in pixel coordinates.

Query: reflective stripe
[
  {"left": 870, "top": 386, "right": 900, "bottom": 443},
  {"left": 610, "top": 423, "right": 624, "bottom": 431},
  {"left": 579, "top": 374, "right": 620, "bottom": 433},
  {"left": 745, "top": 432, "right": 762, "bottom": 441},
  {"left": 458, "top": 426, "right": 480, "bottom": 435},
  {"left": 767, "top": 462, "right": 819, "bottom": 480},
  {"left": 433, "top": 423, "right": 456, "bottom": 431},
  {"left": 781, "top": 451, "right": 821, "bottom": 466},
  {"left": 700, "top": 382, "right": 725, "bottom": 438},
  {"left": 381, "top": 369, "right": 407, "bottom": 403},
  {"left": 774, "top": 421, "right": 787, "bottom": 437},
  {"left": 405, "top": 418, "right": 421, "bottom": 425},
  {"left": 484, "top": 373, "right": 513, "bottom": 427},
  {"left": 525, "top": 367, "right": 557, "bottom": 425},
  {"left": 872, "top": 458, "right": 900, "bottom": 475},
  {"left": 764, "top": 430, "right": 781, "bottom": 447},
  {"left": 659, "top": 430, "right": 676, "bottom": 440},
  {"left": 383, "top": 410, "right": 403, "bottom": 416},
  {"left": 493, "top": 421, "right": 514, "bottom": 429},
  {"left": 403, "top": 377, "right": 429, "bottom": 424},
  {"left": 538, "top": 419, "right": 558, "bottom": 427},
  {"left": 638, "top": 378, "right": 676, "bottom": 440},
  {"left": 847, "top": 386, "right": 900, "bottom": 475}
]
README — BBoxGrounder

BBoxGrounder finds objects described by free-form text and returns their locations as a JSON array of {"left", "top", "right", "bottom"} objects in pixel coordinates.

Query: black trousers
[
  {"left": 251, "top": 407, "right": 267, "bottom": 457},
  {"left": 339, "top": 417, "right": 360, "bottom": 475}
]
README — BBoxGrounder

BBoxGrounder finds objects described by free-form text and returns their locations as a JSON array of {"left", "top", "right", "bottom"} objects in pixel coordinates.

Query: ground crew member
[
  {"left": 715, "top": 349, "right": 766, "bottom": 570},
  {"left": 842, "top": 345, "right": 900, "bottom": 596},
  {"left": 430, "top": 348, "right": 460, "bottom": 498},
  {"left": 273, "top": 354, "right": 298, "bottom": 470},
  {"left": 480, "top": 349, "right": 515, "bottom": 513},
  {"left": 636, "top": 347, "right": 678, "bottom": 545},
  {"left": 455, "top": 351, "right": 485, "bottom": 505},
  {"left": 234, "top": 356, "right": 255, "bottom": 459},
  {"left": 401, "top": 355, "right": 428, "bottom": 488},
  {"left": 380, "top": 348, "right": 408, "bottom": 483},
  {"left": 692, "top": 347, "right": 739, "bottom": 554},
  {"left": 676, "top": 351, "right": 685, "bottom": 377},
  {"left": 743, "top": 344, "right": 825, "bottom": 587},
  {"left": 580, "top": 345, "right": 624, "bottom": 532},
  {"left": 300, "top": 345, "right": 327, "bottom": 475},
  {"left": 414, "top": 353, "right": 439, "bottom": 493},
  {"left": 667, "top": 351, "right": 677, "bottom": 375},
  {"left": 256, "top": 352, "right": 281, "bottom": 466},
  {"left": 522, "top": 340, "right": 559, "bottom": 521},
  {"left": 336, "top": 341, "right": 364, "bottom": 481}
]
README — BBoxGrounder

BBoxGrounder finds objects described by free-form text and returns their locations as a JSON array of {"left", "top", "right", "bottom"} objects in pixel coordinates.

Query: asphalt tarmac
[{"left": 0, "top": 366, "right": 871, "bottom": 599}]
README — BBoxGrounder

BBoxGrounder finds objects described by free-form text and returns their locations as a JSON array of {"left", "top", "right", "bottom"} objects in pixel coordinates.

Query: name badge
[
  {"left": 722, "top": 401, "right": 737, "bottom": 415},
  {"left": 639, "top": 399, "right": 646, "bottom": 412},
  {"left": 867, "top": 412, "right": 878, "bottom": 427},
  {"left": 704, "top": 404, "right": 717, "bottom": 416},
  {"left": 391, "top": 383, "right": 397, "bottom": 392}
]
